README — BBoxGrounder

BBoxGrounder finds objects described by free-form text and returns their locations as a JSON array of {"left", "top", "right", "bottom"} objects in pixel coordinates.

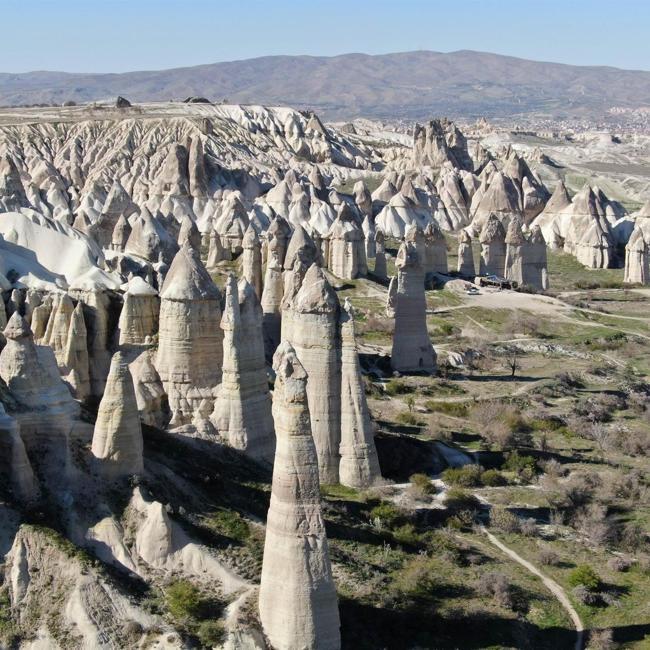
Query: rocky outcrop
[
  {"left": 0, "top": 404, "right": 38, "bottom": 502},
  {"left": 503, "top": 216, "right": 527, "bottom": 285},
  {"left": 339, "top": 300, "right": 381, "bottom": 488},
  {"left": 424, "top": 222, "right": 448, "bottom": 274},
  {"left": 374, "top": 229, "right": 387, "bottom": 279},
  {"left": 118, "top": 276, "right": 160, "bottom": 347},
  {"left": 129, "top": 350, "right": 169, "bottom": 428},
  {"left": 212, "top": 275, "right": 274, "bottom": 462},
  {"left": 281, "top": 264, "right": 341, "bottom": 484},
  {"left": 624, "top": 224, "right": 649, "bottom": 284},
  {"left": 457, "top": 229, "right": 475, "bottom": 276},
  {"left": 391, "top": 242, "right": 436, "bottom": 373},
  {"left": 110, "top": 214, "right": 132, "bottom": 252},
  {"left": 156, "top": 242, "right": 223, "bottom": 428},
  {"left": 259, "top": 341, "right": 341, "bottom": 650},
  {"left": 43, "top": 292, "right": 74, "bottom": 369},
  {"left": 326, "top": 207, "right": 367, "bottom": 280},
  {"left": 241, "top": 225, "right": 263, "bottom": 298},
  {"left": 478, "top": 213, "right": 507, "bottom": 276},
  {"left": 0, "top": 313, "right": 79, "bottom": 451},
  {"left": 63, "top": 302, "right": 91, "bottom": 401},
  {"left": 412, "top": 119, "right": 472, "bottom": 171},
  {"left": 91, "top": 351, "right": 144, "bottom": 478},
  {"left": 575, "top": 220, "right": 615, "bottom": 269},
  {"left": 524, "top": 226, "right": 549, "bottom": 290}
]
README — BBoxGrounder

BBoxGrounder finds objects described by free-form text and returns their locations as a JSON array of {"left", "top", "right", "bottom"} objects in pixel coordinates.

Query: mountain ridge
[{"left": 2, "top": 49, "right": 650, "bottom": 121}]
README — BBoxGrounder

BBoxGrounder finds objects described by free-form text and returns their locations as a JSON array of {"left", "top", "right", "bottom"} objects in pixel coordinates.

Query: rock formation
[
  {"left": 241, "top": 224, "right": 263, "bottom": 298},
  {"left": 281, "top": 264, "right": 341, "bottom": 484},
  {"left": 156, "top": 242, "right": 223, "bottom": 428},
  {"left": 624, "top": 224, "right": 649, "bottom": 284},
  {"left": 479, "top": 213, "right": 507, "bottom": 276},
  {"left": 63, "top": 302, "right": 91, "bottom": 400},
  {"left": 374, "top": 229, "right": 387, "bottom": 279},
  {"left": 259, "top": 341, "right": 341, "bottom": 650},
  {"left": 391, "top": 242, "right": 436, "bottom": 373},
  {"left": 212, "top": 275, "right": 275, "bottom": 461},
  {"left": 91, "top": 351, "right": 144, "bottom": 478},
  {"left": 503, "top": 216, "right": 527, "bottom": 285},
  {"left": 524, "top": 226, "right": 549, "bottom": 290},
  {"left": 424, "top": 222, "right": 448, "bottom": 274},
  {"left": 43, "top": 292, "right": 74, "bottom": 369},
  {"left": 457, "top": 229, "right": 475, "bottom": 276},
  {"left": 118, "top": 276, "right": 160, "bottom": 347},
  {"left": 339, "top": 300, "right": 382, "bottom": 488},
  {"left": 326, "top": 207, "right": 367, "bottom": 279},
  {"left": 0, "top": 403, "right": 38, "bottom": 502}
]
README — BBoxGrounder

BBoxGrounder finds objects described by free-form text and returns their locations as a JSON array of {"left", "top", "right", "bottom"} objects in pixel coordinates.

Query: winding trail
[{"left": 478, "top": 525, "right": 584, "bottom": 650}]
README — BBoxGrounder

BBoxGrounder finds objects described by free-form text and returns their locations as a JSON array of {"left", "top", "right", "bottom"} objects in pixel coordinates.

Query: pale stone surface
[
  {"left": 0, "top": 313, "right": 79, "bottom": 450},
  {"left": 457, "top": 229, "right": 475, "bottom": 276},
  {"left": 479, "top": 213, "right": 507, "bottom": 276},
  {"left": 624, "top": 224, "right": 649, "bottom": 284},
  {"left": 284, "top": 224, "right": 319, "bottom": 271},
  {"left": 156, "top": 242, "right": 223, "bottom": 427},
  {"left": 373, "top": 229, "right": 387, "bottom": 279},
  {"left": 281, "top": 264, "right": 341, "bottom": 484},
  {"left": 91, "top": 351, "right": 144, "bottom": 478},
  {"left": 386, "top": 275, "right": 397, "bottom": 317},
  {"left": 391, "top": 242, "right": 436, "bottom": 373},
  {"left": 206, "top": 230, "right": 226, "bottom": 268},
  {"left": 259, "top": 341, "right": 341, "bottom": 650},
  {"left": 424, "top": 222, "right": 448, "bottom": 274},
  {"left": 326, "top": 207, "right": 366, "bottom": 279},
  {"left": 525, "top": 226, "right": 549, "bottom": 290},
  {"left": 63, "top": 302, "right": 91, "bottom": 401},
  {"left": 241, "top": 225, "right": 263, "bottom": 298},
  {"left": 212, "top": 275, "right": 274, "bottom": 462},
  {"left": 111, "top": 214, "right": 132, "bottom": 252},
  {"left": 43, "top": 292, "right": 74, "bottom": 369},
  {"left": 504, "top": 216, "right": 527, "bottom": 285},
  {"left": 118, "top": 277, "right": 159, "bottom": 347},
  {"left": 128, "top": 349, "right": 169, "bottom": 428},
  {"left": 0, "top": 403, "right": 38, "bottom": 502},
  {"left": 339, "top": 300, "right": 381, "bottom": 488}
]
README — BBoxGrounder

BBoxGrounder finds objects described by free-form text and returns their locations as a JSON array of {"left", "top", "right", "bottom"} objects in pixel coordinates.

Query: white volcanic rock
[
  {"left": 30, "top": 296, "right": 52, "bottom": 343},
  {"left": 423, "top": 222, "right": 448, "bottom": 274},
  {"left": 362, "top": 215, "right": 376, "bottom": 259},
  {"left": 212, "top": 275, "right": 274, "bottom": 461},
  {"left": 436, "top": 168, "right": 471, "bottom": 230},
  {"left": 412, "top": 119, "right": 472, "bottom": 171},
  {"left": 470, "top": 171, "right": 522, "bottom": 232},
  {"left": 353, "top": 180, "right": 372, "bottom": 217},
  {"left": 68, "top": 287, "right": 113, "bottom": 396},
  {"left": 284, "top": 224, "right": 319, "bottom": 270},
  {"left": 0, "top": 154, "right": 28, "bottom": 211},
  {"left": 128, "top": 350, "right": 169, "bottom": 428},
  {"left": 624, "top": 224, "right": 649, "bottom": 284},
  {"left": 309, "top": 194, "right": 337, "bottom": 236},
  {"left": 457, "top": 229, "right": 475, "bottom": 276},
  {"left": 339, "top": 300, "right": 381, "bottom": 488},
  {"left": 575, "top": 220, "right": 615, "bottom": 269},
  {"left": 125, "top": 207, "right": 178, "bottom": 263},
  {"left": 503, "top": 217, "right": 528, "bottom": 285},
  {"left": 157, "top": 242, "right": 223, "bottom": 428},
  {"left": 110, "top": 214, "right": 132, "bottom": 252},
  {"left": 532, "top": 180, "right": 571, "bottom": 249},
  {"left": 241, "top": 225, "right": 263, "bottom": 298},
  {"left": 376, "top": 192, "right": 429, "bottom": 238},
  {"left": 216, "top": 194, "right": 250, "bottom": 254},
  {"left": 63, "top": 302, "right": 91, "bottom": 401},
  {"left": 281, "top": 264, "right": 341, "bottom": 484},
  {"left": 91, "top": 351, "right": 144, "bottom": 478},
  {"left": 326, "top": 207, "right": 367, "bottom": 280},
  {"left": 371, "top": 177, "right": 397, "bottom": 207},
  {"left": 374, "top": 229, "right": 387, "bottom": 279},
  {"left": 206, "top": 229, "right": 226, "bottom": 268},
  {"left": 0, "top": 313, "right": 79, "bottom": 451},
  {"left": 259, "top": 341, "right": 341, "bottom": 650},
  {"left": 118, "top": 276, "right": 160, "bottom": 346},
  {"left": 288, "top": 191, "right": 311, "bottom": 231},
  {"left": 43, "top": 292, "right": 74, "bottom": 369},
  {"left": 177, "top": 214, "right": 201, "bottom": 249},
  {"left": 524, "top": 226, "right": 549, "bottom": 290},
  {"left": 478, "top": 213, "right": 507, "bottom": 276},
  {"left": 0, "top": 404, "right": 38, "bottom": 502},
  {"left": 391, "top": 242, "right": 436, "bottom": 373}
]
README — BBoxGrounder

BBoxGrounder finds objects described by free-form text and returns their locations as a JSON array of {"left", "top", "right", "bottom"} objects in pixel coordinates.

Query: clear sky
[{"left": 2, "top": 0, "right": 648, "bottom": 73}]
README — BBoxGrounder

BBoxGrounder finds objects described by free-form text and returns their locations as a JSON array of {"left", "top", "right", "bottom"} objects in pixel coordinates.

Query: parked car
[
  {"left": 465, "top": 286, "right": 480, "bottom": 295},
  {"left": 474, "top": 275, "right": 517, "bottom": 290}
]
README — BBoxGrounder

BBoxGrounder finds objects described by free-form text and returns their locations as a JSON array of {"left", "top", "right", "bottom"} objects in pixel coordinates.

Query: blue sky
[{"left": 2, "top": 0, "right": 648, "bottom": 73}]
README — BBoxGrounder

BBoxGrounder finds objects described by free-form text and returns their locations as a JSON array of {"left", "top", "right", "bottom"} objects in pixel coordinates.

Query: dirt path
[{"left": 479, "top": 525, "right": 585, "bottom": 650}]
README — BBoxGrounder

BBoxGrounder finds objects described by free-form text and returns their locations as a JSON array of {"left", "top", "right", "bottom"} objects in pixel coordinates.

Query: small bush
[
  {"left": 369, "top": 503, "right": 406, "bottom": 528},
  {"left": 481, "top": 469, "right": 507, "bottom": 486},
  {"left": 197, "top": 620, "right": 225, "bottom": 647},
  {"left": 445, "top": 509, "right": 476, "bottom": 530},
  {"left": 206, "top": 510, "right": 250, "bottom": 542},
  {"left": 476, "top": 571, "right": 514, "bottom": 609},
  {"left": 538, "top": 548, "right": 561, "bottom": 566},
  {"left": 489, "top": 507, "right": 520, "bottom": 533},
  {"left": 587, "top": 629, "right": 615, "bottom": 650},
  {"left": 568, "top": 565, "right": 601, "bottom": 591},
  {"left": 607, "top": 556, "right": 632, "bottom": 572},
  {"left": 444, "top": 488, "right": 480, "bottom": 513},
  {"left": 396, "top": 411, "right": 424, "bottom": 426},
  {"left": 519, "top": 518, "right": 538, "bottom": 537},
  {"left": 425, "top": 401, "right": 469, "bottom": 417},
  {"left": 503, "top": 451, "right": 538, "bottom": 481},
  {"left": 166, "top": 580, "right": 203, "bottom": 620},
  {"left": 442, "top": 464, "right": 484, "bottom": 487},
  {"left": 385, "top": 379, "right": 412, "bottom": 396},
  {"left": 409, "top": 473, "right": 435, "bottom": 497},
  {"left": 573, "top": 584, "right": 599, "bottom": 605}
]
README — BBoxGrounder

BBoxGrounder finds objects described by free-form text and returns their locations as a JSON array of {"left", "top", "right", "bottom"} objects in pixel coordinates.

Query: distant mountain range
[{"left": 2, "top": 50, "right": 650, "bottom": 122}]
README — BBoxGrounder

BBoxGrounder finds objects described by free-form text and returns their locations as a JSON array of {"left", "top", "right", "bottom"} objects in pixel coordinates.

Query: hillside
[{"left": 2, "top": 50, "right": 650, "bottom": 121}]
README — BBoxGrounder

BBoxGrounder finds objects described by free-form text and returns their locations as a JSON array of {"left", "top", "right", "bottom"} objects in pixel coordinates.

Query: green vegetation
[
  {"left": 425, "top": 400, "right": 469, "bottom": 417},
  {"left": 204, "top": 509, "right": 250, "bottom": 543},
  {"left": 567, "top": 565, "right": 601, "bottom": 591}
]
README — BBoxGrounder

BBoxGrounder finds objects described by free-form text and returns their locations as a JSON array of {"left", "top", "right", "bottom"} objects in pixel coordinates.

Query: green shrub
[
  {"left": 481, "top": 469, "right": 507, "bottom": 486},
  {"left": 445, "top": 488, "right": 480, "bottom": 512},
  {"left": 369, "top": 503, "right": 406, "bottom": 528},
  {"left": 489, "top": 507, "right": 521, "bottom": 533},
  {"left": 442, "top": 465, "right": 483, "bottom": 487},
  {"left": 394, "top": 555, "right": 439, "bottom": 597},
  {"left": 396, "top": 411, "right": 424, "bottom": 426},
  {"left": 410, "top": 473, "right": 435, "bottom": 496},
  {"left": 425, "top": 401, "right": 469, "bottom": 417},
  {"left": 503, "top": 451, "right": 538, "bottom": 480},
  {"left": 392, "top": 523, "right": 422, "bottom": 546},
  {"left": 205, "top": 510, "right": 250, "bottom": 542},
  {"left": 385, "top": 379, "right": 412, "bottom": 396},
  {"left": 197, "top": 620, "right": 225, "bottom": 647},
  {"left": 166, "top": 580, "right": 203, "bottom": 620},
  {"left": 568, "top": 565, "right": 601, "bottom": 591}
]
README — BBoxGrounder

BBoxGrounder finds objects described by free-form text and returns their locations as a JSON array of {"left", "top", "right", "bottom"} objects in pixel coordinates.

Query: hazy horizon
[{"left": 2, "top": 0, "right": 648, "bottom": 74}]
